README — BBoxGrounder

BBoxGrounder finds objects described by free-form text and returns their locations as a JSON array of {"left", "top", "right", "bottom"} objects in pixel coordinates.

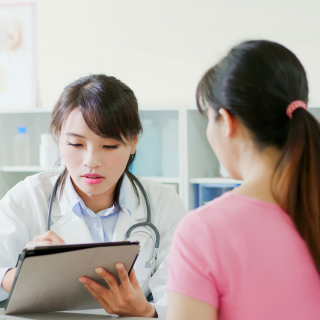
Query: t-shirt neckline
[{"left": 221, "top": 191, "right": 283, "bottom": 211}]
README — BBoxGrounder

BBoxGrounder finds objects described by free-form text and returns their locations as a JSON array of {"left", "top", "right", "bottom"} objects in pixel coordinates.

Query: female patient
[{"left": 167, "top": 40, "right": 320, "bottom": 320}]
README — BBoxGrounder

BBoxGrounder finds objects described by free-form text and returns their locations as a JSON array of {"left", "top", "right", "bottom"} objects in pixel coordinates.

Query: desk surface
[{"left": 0, "top": 309, "right": 157, "bottom": 320}]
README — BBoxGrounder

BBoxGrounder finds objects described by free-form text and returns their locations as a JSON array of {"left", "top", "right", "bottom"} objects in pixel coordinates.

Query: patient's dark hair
[
  {"left": 50, "top": 74, "right": 142, "bottom": 209},
  {"left": 196, "top": 40, "right": 320, "bottom": 275}
]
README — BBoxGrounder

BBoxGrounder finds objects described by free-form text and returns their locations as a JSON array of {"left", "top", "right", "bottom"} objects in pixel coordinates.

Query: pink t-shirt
[{"left": 167, "top": 192, "right": 320, "bottom": 320}]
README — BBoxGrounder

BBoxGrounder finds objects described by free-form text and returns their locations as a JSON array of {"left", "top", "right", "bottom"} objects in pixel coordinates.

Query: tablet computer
[{"left": 5, "top": 241, "right": 140, "bottom": 315}]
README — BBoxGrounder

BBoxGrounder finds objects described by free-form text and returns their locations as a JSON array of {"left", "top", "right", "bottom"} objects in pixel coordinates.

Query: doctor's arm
[
  {"left": 0, "top": 179, "right": 65, "bottom": 298},
  {"left": 0, "top": 182, "right": 33, "bottom": 300}
]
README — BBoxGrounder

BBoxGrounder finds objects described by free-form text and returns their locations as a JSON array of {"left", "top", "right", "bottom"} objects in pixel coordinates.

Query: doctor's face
[{"left": 59, "top": 109, "right": 138, "bottom": 197}]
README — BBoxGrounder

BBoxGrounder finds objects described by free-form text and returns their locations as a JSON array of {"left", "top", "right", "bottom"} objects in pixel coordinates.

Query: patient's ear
[{"left": 219, "top": 108, "right": 237, "bottom": 137}]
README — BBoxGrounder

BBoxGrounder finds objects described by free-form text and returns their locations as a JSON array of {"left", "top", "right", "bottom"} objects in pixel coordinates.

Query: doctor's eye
[
  {"left": 67, "top": 143, "right": 83, "bottom": 147},
  {"left": 103, "top": 145, "right": 119, "bottom": 149}
]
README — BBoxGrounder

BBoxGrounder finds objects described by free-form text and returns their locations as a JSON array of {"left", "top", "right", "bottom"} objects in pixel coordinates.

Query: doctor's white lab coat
[{"left": 0, "top": 172, "right": 187, "bottom": 318}]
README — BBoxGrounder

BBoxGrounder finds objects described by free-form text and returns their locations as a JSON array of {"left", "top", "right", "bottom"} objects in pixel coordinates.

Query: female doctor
[{"left": 0, "top": 74, "right": 186, "bottom": 318}]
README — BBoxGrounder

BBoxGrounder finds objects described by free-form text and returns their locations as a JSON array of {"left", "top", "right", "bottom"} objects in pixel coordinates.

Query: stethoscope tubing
[
  {"left": 47, "top": 174, "right": 61, "bottom": 231},
  {"left": 126, "top": 175, "right": 160, "bottom": 249}
]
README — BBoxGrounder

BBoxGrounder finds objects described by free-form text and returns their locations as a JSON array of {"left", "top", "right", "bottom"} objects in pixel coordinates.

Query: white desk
[{"left": 0, "top": 309, "right": 159, "bottom": 319}]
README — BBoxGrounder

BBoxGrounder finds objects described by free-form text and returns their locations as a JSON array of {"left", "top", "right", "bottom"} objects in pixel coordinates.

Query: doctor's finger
[
  {"left": 128, "top": 267, "right": 140, "bottom": 288},
  {"left": 84, "top": 284, "right": 113, "bottom": 314},
  {"left": 80, "top": 276, "right": 112, "bottom": 298},
  {"left": 80, "top": 277, "right": 114, "bottom": 302},
  {"left": 24, "top": 240, "right": 55, "bottom": 247},
  {"left": 95, "top": 268, "right": 122, "bottom": 296},
  {"left": 32, "top": 231, "right": 65, "bottom": 244},
  {"left": 116, "top": 263, "right": 131, "bottom": 290}
]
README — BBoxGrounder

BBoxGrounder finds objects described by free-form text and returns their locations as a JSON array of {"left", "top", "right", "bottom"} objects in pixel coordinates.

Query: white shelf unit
[{"left": 0, "top": 107, "right": 319, "bottom": 209}]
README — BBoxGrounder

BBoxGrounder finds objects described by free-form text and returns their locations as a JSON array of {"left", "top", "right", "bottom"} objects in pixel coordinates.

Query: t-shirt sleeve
[{"left": 167, "top": 210, "right": 223, "bottom": 308}]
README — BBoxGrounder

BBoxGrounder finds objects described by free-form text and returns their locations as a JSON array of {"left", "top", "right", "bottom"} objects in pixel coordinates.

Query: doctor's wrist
[
  {"left": 1, "top": 268, "right": 16, "bottom": 293},
  {"left": 144, "top": 303, "right": 157, "bottom": 318},
  {"left": 152, "top": 308, "right": 158, "bottom": 318}
]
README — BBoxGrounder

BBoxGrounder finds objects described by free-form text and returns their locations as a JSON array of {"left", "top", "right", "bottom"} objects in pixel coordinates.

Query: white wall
[{"left": 2, "top": 0, "right": 320, "bottom": 108}]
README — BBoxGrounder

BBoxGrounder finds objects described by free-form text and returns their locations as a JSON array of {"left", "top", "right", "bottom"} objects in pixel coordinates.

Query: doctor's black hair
[
  {"left": 50, "top": 74, "right": 142, "bottom": 209},
  {"left": 196, "top": 40, "right": 320, "bottom": 275}
]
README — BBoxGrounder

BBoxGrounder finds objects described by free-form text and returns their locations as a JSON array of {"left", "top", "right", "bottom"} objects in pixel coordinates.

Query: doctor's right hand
[
  {"left": 1, "top": 231, "right": 65, "bottom": 293},
  {"left": 25, "top": 230, "right": 65, "bottom": 247}
]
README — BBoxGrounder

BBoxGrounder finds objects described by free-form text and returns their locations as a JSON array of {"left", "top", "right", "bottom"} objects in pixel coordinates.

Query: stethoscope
[{"left": 47, "top": 173, "right": 160, "bottom": 290}]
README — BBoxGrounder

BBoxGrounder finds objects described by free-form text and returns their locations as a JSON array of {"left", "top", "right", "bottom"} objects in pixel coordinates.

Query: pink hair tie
[{"left": 286, "top": 100, "right": 307, "bottom": 119}]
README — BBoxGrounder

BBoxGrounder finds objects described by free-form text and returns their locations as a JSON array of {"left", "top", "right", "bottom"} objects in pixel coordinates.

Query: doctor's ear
[
  {"left": 219, "top": 108, "right": 238, "bottom": 138},
  {"left": 130, "top": 135, "right": 139, "bottom": 154},
  {"left": 55, "top": 132, "right": 61, "bottom": 144}
]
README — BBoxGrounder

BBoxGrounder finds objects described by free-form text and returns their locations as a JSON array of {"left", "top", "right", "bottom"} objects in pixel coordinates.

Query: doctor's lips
[{"left": 82, "top": 174, "right": 105, "bottom": 185}]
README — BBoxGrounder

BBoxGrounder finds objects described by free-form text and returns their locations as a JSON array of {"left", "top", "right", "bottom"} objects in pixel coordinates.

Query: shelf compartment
[
  {"left": 134, "top": 110, "right": 179, "bottom": 178},
  {"left": 190, "top": 177, "right": 243, "bottom": 184},
  {"left": 191, "top": 180, "right": 242, "bottom": 209},
  {"left": 139, "top": 176, "right": 180, "bottom": 183}
]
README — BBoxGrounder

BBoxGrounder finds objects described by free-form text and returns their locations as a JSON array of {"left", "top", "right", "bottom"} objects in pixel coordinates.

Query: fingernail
[
  {"left": 116, "top": 263, "right": 123, "bottom": 269},
  {"left": 79, "top": 278, "right": 86, "bottom": 283},
  {"left": 95, "top": 267, "right": 103, "bottom": 274}
]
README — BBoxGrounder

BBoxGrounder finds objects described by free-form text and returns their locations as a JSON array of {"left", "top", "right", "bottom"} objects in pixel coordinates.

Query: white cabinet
[{"left": 0, "top": 107, "right": 319, "bottom": 209}]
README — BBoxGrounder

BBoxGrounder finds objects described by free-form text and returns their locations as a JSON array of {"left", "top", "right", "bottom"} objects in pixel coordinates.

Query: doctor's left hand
[
  {"left": 79, "top": 263, "right": 156, "bottom": 318},
  {"left": 25, "top": 230, "right": 65, "bottom": 247}
]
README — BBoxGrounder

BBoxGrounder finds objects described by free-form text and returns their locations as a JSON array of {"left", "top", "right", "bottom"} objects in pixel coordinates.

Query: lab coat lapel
[
  {"left": 50, "top": 207, "right": 93, "bottom": 244},
  {"left": 48, "top": 174, "right": 93, "bottom": 244},
  {"left": 113, "top": 209, "right": 135, "bottom": 242}
]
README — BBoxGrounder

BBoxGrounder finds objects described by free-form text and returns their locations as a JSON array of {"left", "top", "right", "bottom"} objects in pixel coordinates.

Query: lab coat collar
[{"left": 65, "top": 176, "right": 117, "bottom": 218}]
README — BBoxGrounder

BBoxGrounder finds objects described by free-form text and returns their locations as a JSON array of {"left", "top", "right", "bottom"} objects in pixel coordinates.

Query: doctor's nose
[{"left": 83, "top": 151, "right": 102, "bottom": 168}]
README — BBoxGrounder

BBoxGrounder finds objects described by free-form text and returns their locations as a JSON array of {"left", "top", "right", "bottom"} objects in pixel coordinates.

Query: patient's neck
[{"left": 232, "top": 145, "right": 281, "bottom": 204}]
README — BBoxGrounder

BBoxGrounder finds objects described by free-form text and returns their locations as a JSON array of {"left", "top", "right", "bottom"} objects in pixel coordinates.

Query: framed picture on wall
[{"left": 0, "top": 0, "right": 36, "bottom": 110}]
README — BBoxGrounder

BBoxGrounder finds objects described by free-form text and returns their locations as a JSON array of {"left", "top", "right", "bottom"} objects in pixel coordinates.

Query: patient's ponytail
[
  {"left": 274, "top": 108, "right": 320, "bottom": 273},
  {"left": 196, "top": 40, "right": 320, "bottom": 274}
]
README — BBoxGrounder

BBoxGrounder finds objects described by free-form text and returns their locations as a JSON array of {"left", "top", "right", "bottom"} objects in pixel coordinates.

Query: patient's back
[{"left": 167, "top": 192, "right": 320, "bottom": 320}]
